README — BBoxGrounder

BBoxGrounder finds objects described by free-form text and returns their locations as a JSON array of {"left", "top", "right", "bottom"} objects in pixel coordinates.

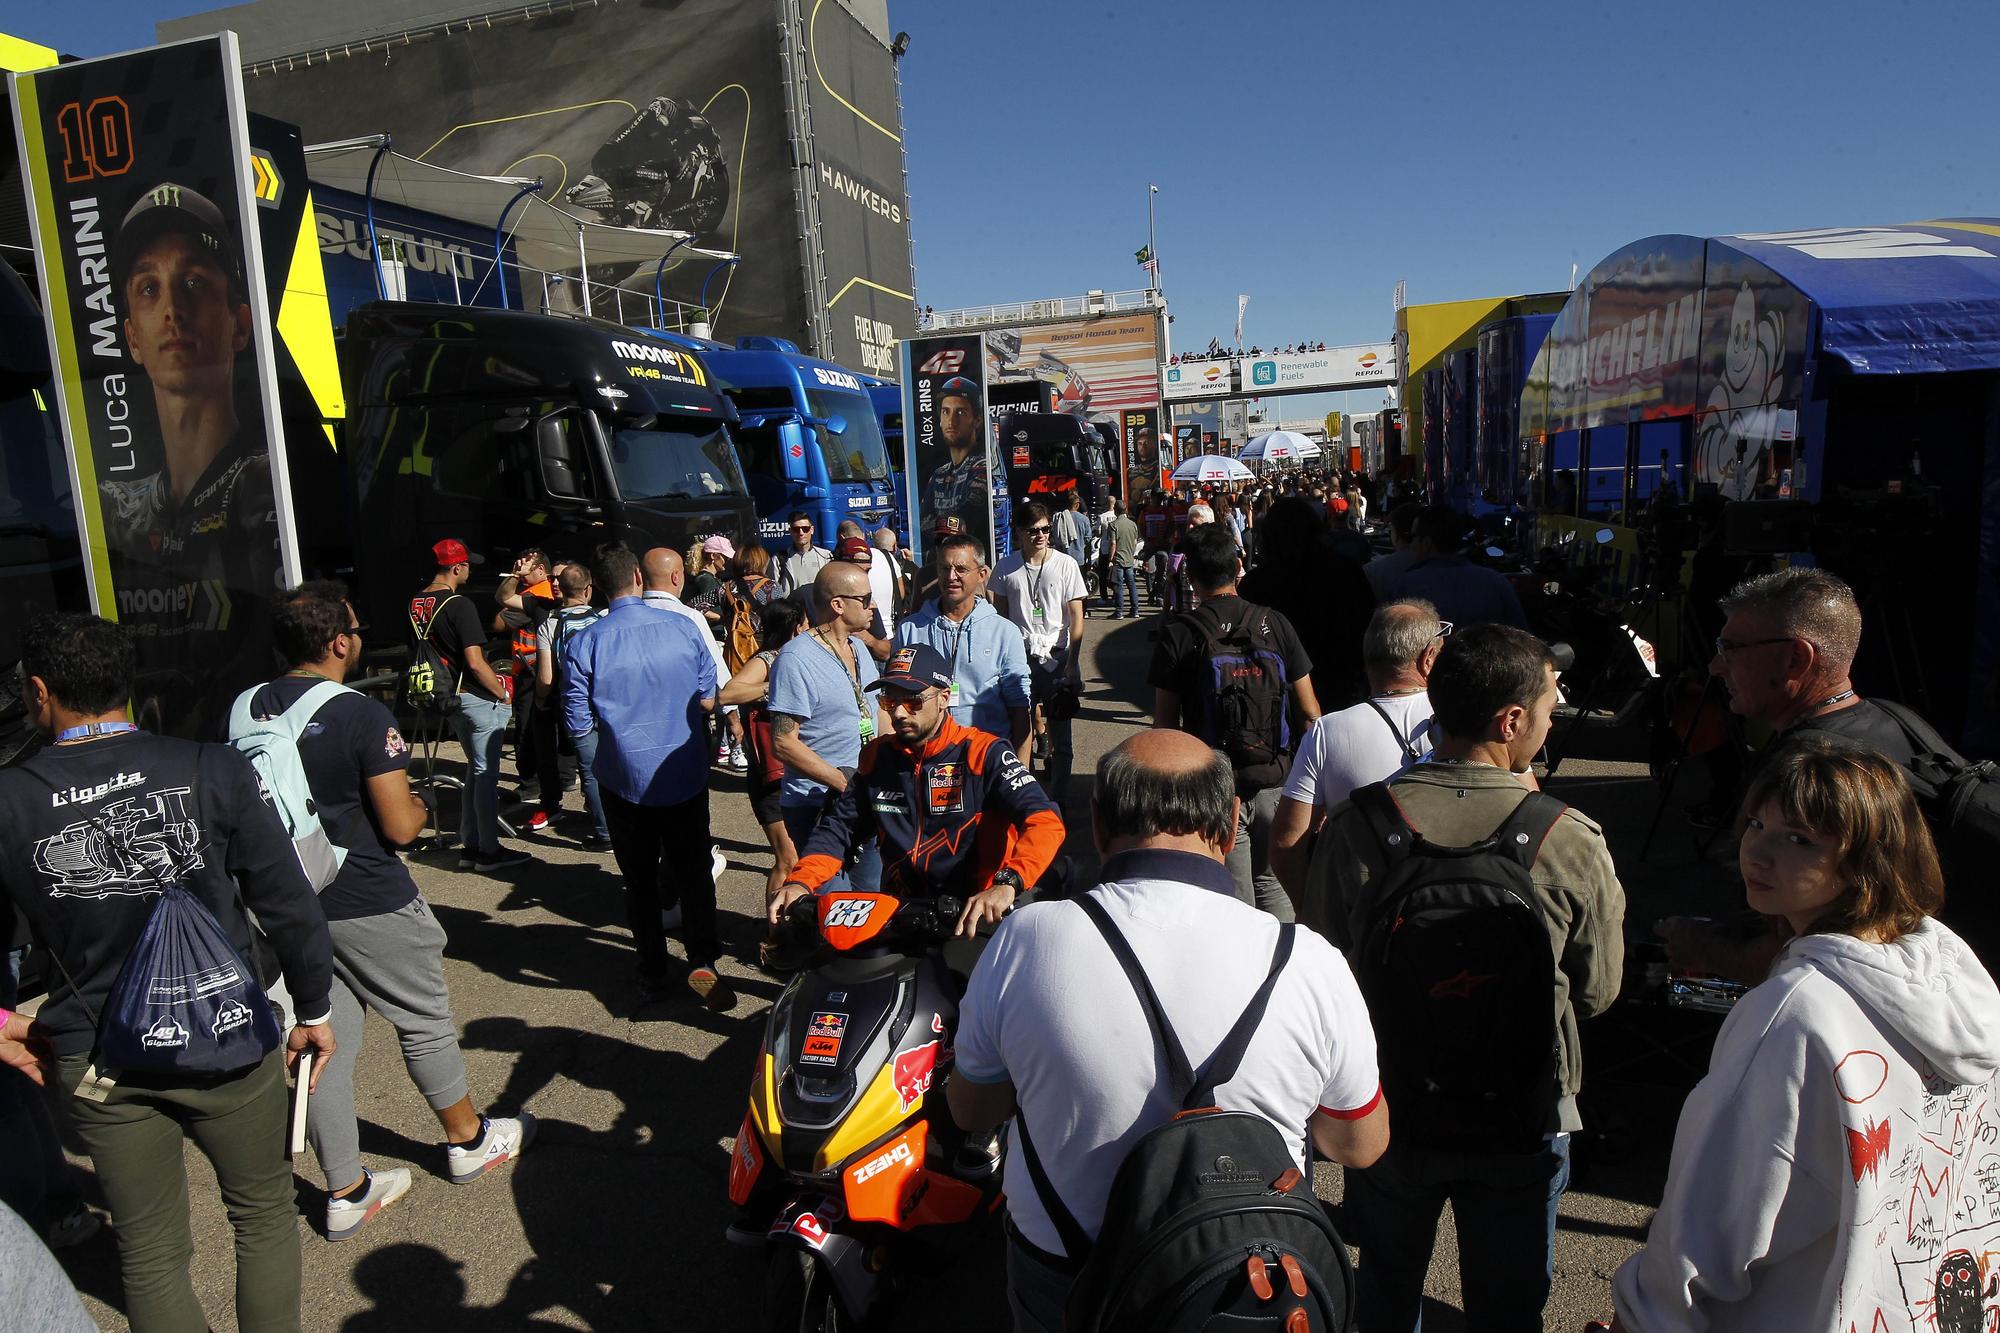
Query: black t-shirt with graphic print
[{"left": 244, "top": 676, "right": 419, "bottom": 921}]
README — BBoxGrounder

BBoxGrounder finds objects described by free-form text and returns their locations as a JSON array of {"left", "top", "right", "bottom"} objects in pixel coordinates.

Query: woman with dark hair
[
  {"left": 1238, "top": 496, "right": 1375, "bottom": 710},
  {"left": 718, "top": 597, "right": 807, "bottom": 904},
  {"left": 1606, "top": 738, "right": 2000, "bottom": 1332}
]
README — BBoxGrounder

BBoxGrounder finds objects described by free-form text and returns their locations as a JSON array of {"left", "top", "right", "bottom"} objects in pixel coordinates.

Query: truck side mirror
[
  {"left": 536, "top": 416, "right": 587, "bottom": 501},
  {"left": 777, "top": 420, "right": 812, "bottom": 484},
  {"left": 823, "top": 414, "right": 848, "bottom": 437}
]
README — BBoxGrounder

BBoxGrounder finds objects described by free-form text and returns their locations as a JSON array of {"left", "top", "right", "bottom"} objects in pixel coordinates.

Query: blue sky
[{"left": 20, "top": 0, "right": 2000, "bottom": 417}]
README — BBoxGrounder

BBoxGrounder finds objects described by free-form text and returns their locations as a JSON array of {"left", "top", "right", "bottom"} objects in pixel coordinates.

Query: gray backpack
[{"left": 227, "top": 680, "right": 349, "bottom": 892}]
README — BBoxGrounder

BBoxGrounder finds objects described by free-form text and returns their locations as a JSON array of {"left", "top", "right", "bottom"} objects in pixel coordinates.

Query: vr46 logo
[{"left": 824, "top": 898, "right": 878, "bottom": 928}]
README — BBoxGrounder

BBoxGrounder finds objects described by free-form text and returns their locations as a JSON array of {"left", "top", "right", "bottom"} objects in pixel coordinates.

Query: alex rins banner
[
  {"left": 900, "top": 332, "right": 1002, "bottom": 563},
  {"left": 9, "top": 34, "right": 301, "bottom": 738}
]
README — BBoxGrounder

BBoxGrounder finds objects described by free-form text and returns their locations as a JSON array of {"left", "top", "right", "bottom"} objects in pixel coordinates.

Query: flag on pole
[
  {"left": 1135, "top": 244, "right": 1158, "bottom": 275},
  {"left": 1235, "top": 294, "right": 1249, "bottom": 349}
]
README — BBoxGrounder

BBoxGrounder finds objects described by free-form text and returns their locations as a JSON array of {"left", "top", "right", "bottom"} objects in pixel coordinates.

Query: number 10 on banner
[{"left": 54, "top": 97, "right": 134, "bottom": 182}]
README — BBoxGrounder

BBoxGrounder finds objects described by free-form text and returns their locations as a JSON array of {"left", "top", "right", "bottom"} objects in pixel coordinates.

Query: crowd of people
[{"left": 0, "top": 471, "right": 1995, "bottom": 1333}]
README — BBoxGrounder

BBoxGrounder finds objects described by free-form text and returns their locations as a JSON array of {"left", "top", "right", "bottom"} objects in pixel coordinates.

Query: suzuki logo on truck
[{"left": 812, "top": 366, "right": 864, "bottom": 391}]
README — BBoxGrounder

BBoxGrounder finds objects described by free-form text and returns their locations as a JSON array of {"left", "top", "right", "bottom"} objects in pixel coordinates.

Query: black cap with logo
[{"left": 110, "top": 182, "right": 244, "bottom": 303}]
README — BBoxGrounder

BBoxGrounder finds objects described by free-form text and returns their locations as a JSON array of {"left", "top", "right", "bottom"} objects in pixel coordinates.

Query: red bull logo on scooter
[
  {"left": 892, "top": 1040, "right": 940, "bottom": 1113},
  {"left": 802, "top": 1010, "right": 848, "bottom": 1065}
]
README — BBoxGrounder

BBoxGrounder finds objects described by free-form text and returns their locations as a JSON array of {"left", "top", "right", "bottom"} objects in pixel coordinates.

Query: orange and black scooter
[{"left": 728, "top": 891, "right": 1006, "bottom": 1330}]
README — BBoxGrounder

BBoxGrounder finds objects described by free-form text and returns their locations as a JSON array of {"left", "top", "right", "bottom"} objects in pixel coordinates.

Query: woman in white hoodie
[{"left": 1608, "top": 737, "right": 2000, "bottom": 1333}]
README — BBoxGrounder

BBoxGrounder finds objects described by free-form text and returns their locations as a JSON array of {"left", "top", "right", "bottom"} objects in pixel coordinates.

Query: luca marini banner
[{"left": 10, "top": 32, "right": 301, "bottom": 738}]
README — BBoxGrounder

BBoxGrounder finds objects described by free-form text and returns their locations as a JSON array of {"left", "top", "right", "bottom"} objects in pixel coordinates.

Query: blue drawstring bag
[{"left": 97, "top": 879, "right": 281, "bottom": 1075}]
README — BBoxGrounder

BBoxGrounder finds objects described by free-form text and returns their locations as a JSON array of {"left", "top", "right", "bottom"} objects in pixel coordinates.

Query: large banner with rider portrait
[
  {"left": 9, "top": 33, "right": 298, "bottom": 739},
  {"left": 900, "top": 332, "right": 998, "bottom": 562},
  {"left": 1120, "top": 407, "right": 1159, "bottom": 504}
]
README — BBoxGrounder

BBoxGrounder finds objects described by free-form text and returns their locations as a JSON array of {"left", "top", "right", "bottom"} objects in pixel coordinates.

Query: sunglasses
[
  {"left": 790, "top": 524, "right": 814, "bottom": 534},
  {"left": 1022, "top": 525, "right": 1052, "bottom": 536},
  {"left": 835, "top": 591, "right": 875, "bottom": 606},
  {"left": 344, "top": 624, "right": 369, "bottom": 639},
  {"left": 882, "top": 690, "right": 933, "bottom": 712}
]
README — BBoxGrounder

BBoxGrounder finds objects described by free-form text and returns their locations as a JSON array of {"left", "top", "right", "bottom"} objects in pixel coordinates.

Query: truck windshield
[
  {"left": 609, "top": 421, "right": 748, "bottom": 501},
  {"left": 806, "top": 388, "right": 891, "bottom": 483}
]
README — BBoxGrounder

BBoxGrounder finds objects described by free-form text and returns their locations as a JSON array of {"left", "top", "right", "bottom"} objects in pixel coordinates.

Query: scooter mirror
[{"left": 1594, "top": 527, "right": 1616, "bottom": 545}]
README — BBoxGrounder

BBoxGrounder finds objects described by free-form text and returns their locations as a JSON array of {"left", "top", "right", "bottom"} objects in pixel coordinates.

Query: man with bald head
[
  {"left": 948, "top": 729, "right": 1389, "bottom": 1327},
  {"left": 1270, "top": 599, "right": 1444, "bottom": 900},
  {"left": 765, "top": 560, "right": 886, "bottom": 894}
]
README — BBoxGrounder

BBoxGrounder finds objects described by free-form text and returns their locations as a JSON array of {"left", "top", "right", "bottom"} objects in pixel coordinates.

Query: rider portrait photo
[
  {"left": 102, "top": 181, "right": 281, "bottom": 733},
  {"left": 921, "top": 375, "right": 991, "bottom": 537}
]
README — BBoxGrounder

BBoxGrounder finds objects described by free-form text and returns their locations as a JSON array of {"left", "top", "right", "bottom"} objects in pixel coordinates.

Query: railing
[{"left": 919, "top": 288, "right": 1162, "bottom": 329}]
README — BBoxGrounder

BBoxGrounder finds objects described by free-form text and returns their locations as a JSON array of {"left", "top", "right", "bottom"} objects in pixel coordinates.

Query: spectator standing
[
  {"left": 1152, "top": 523, "right": 1321, "bottom": 918},
  {"left": 1105, "top": 500, "right": 1142, "bottom": 619},
  {"left": 490, "top": 548, "right": 556, "bottom": 810},
  {"left": 896, "top": 534, "right": 1032, "bottom": 750},
  {"left": 641, "top": 546, "right": 741, "bottom": 776},
  {"left": 947, "top": 731, "right": 1388, "bottom": 1329},
  {"left": 536, "top": 563, "right": 610, "bottom": 850},
  {"left": 411, "top": 538, "right": 529, "bottom": 871},
  {"left": 870, "top": 527, "right": 917, "bottom": 619},
  {"left": 1308, "top": 623, "right": 1625, "bottom": 1332},
  {"left": 1053, "top": 492, "right": 1090, "bottom": 587},
  {"left": 992, "top": 503, "right": 1088, "bottom": 803},
  {"left": 1271, "top": 600, "right": 1443, "bottom": 903},
  {"left": 1240, "top": 497, "right": 1376, "bottom": 710},
  {"left": 767, "top": 561, "right": 885, "bottom": 893},
  {"left": 836, "top": 532, "right": 897, "bottom": 658},
  {"left": 718, "top": 598, "right": 809, "bottom": 904},
  {"left": 1364, "top": 502, "right": 1424, "bottom": 598},
  {"left": 243, "top": 585, "right": 533, "bottom": 1238},
  {"left": 1376, "top": 506, "right": 1528, "bottom": 630},
  {"left": 0, "top": 613, "right": 336, "bottom": 1333},
  {"left": 563, "top": 544, "right": 726, "bottom": 1006},
  {"left": 1609, "top": 740, "right": 1999, "bottom": 1333},
  {"left": 771, "top": 511, "right": 830, "bottom": 600}
]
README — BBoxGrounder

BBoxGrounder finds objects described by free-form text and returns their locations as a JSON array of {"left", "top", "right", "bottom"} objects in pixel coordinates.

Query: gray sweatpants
[
  {"left": 1225, "top": 785, "right": 1293, "bottom": 921},
  {"left": 308, "top": 897, "right": 470, "bottom": 1191}
]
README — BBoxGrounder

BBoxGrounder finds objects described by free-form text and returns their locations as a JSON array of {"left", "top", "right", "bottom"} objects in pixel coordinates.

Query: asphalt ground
[{"left": 36, "top": 600, "right": 1752, "bottom": 1332}]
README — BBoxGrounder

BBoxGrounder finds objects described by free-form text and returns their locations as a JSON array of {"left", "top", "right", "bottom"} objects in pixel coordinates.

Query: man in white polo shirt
[
  {"left": 1271, "top": 599, "right": 1444, "bottom": 907},
  {"left": 991, "top": 501, "right": 1088, "bottom": 805},
  {"left": 948, "top": 729, "right": 1388, "bottom": 1332}
]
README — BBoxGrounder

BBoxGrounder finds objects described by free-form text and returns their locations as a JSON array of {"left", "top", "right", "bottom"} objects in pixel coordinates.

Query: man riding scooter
[{"left": 767, "top": 644, "right": 1066, "bottom": 939}]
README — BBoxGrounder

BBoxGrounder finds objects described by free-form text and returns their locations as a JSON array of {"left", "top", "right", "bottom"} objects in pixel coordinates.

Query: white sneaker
[
  {"left": 711, "top": 846, "right": 727, "bottom": 883},
  {"left": 727, "top": 742, "right": 748, "bottom": 772},
  {"left": 447, "top": 1113, "right": 536, "bottom": 1185},
  {"left": 325, "top": 1167, "right": 412, "bottom": 1241}
]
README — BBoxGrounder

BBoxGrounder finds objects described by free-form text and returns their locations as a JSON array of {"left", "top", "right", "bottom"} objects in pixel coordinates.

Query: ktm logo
[{"left": 918, "top": 350, "right": 966, "bottom": 374}]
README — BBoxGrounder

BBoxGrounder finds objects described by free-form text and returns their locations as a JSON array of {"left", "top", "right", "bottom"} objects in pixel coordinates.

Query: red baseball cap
[
  {"left": 433, "top": 538, "right": 472, "bottom": 567},
  {"left": 1329, "top": 497, "right": 1350, "bottom": 514},
  {"left": 836, "top": 536, "right": 871, "bottom": 559}
]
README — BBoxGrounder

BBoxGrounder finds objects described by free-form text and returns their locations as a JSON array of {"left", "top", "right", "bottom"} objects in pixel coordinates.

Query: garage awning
[{"left": 302, "top": 136, "right": 736, "bottom": 294}]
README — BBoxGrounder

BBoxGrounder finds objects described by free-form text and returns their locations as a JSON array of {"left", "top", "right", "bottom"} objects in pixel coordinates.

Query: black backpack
[
  {"left": 1017, "top": 894, "right": 1355, "bottom": 1333},
  {"left": 1348, "top": 782, "right": 1566, "bottom": 1154},
  {"left": 1188, "top": 602, "right": 1292, "bottom": 784},
  {"left": 1859, "top": 701, "right": 2000, "bottom": 952},
  {"left": 404, "top": 593, "right": 464, "bottom": 715}
]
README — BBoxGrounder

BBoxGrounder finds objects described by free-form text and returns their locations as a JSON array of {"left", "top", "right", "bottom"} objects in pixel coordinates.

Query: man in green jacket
[
  {"left": 1302, "top": 622, "right": 1626, "bottom": 1333},
  {"left": 1104, "top": 501, "right": 1142, "bottom": 619}
]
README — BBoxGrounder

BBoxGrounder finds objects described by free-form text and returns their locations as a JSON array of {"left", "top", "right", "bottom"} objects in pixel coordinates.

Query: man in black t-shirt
[
  {"left": 0, "top": 613, "right": 333, "bottom": 1330},
  {"left": 410, "top": 540, "right": 526, "bottom": 872},
  {"left": 243, "top": 584, "right": 533, "bottom": 1239},
  {"left": 1149, "top": 523, "right": 1321, "bottom": 919}
]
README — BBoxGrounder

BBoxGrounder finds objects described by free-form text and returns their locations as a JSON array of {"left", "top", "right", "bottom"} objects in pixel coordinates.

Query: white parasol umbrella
[
  {"left": 1241, "top": 430, "right": 1316, "bottom": 461},
  {"left": 1171, "top": 454, "right": 1254, "bottom": 484}
]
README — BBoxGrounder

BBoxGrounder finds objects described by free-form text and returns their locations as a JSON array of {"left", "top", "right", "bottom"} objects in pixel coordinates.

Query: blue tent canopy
[{"left": 1716, "top": 221, "right": 2000, "bottom": 375}]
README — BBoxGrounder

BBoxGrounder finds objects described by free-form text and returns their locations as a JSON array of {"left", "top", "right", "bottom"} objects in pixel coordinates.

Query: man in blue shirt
[
  {"left": 768, "top": 561, "right": 884, "bottom": 893},
  {"left": 562, "top": 543, "right": 723, "bottom": 1006},
  {"left": 895, "top": 534, "right": 1032, "bottom": 750}
]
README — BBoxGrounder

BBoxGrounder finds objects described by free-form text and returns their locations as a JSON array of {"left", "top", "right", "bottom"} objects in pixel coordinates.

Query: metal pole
[
  {"left": 652, "top": 236, "right": 696, "bottom": 328},
  {"left": 363, "top": 138, "right": 394, "bottom": 300},
  {"left": 1147, "top": 183, "right": 1160, "bottom": 294},
  {"left": 491, "top": 181, "right": 542, "bottom": 311},
  {"left": 577, "top": 223, "right": 592, "bottom": 317}
]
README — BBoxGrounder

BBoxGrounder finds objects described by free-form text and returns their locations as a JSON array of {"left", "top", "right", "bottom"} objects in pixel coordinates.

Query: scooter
[{"left": 729, "top": 891, "right": 1003, "bottom": 1331}]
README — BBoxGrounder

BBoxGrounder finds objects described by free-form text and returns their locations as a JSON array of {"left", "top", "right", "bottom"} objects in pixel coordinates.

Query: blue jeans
[
  {"left": 782, "top": 802, "right": 882, "bottom": 894},
  {"left": 570, "top": 727, "right": 611, "bottom": 841},
  {"left": 1108, "top": 565, "right": 1138, "bottom": 617},
  {"left": 1346, "top": 1134, "right": 1572, "bottom": 1333},
  {"left": 452, "top": 694, "right": 512, "bottom": 856},
  {"left": 1005, "top": 1225, "right": 1072, "bottom": 1333}
]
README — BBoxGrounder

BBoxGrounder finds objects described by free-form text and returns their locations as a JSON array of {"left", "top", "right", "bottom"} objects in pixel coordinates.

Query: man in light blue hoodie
[{"left": 894, "top": 533, "right": 1031, "bottom": 751}]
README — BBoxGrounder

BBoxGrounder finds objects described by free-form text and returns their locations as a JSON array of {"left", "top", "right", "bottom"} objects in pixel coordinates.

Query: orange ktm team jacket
[{"left": 790, "top": 715, "right": 1064, "bottom": 900}]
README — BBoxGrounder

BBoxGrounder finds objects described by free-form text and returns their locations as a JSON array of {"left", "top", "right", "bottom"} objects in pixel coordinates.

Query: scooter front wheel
[{"left": 764, "top": 1248, "right": 857, "bottom": 1333}]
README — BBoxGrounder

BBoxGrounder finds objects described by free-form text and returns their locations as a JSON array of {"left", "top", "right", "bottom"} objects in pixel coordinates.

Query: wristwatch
[{"left": 990, "top": 868, "right": 1025, "bottom": 895}]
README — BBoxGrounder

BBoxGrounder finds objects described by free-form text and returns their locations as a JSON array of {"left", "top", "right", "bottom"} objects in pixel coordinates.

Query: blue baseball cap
[{"left": 866, "top": 644, "right": 952, "bottom": 694}]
